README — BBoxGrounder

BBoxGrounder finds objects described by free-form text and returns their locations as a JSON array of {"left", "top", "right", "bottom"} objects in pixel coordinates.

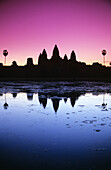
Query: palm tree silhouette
[
  {"left": 3, "top": 93, "right": 8, "bottom": 109},
  {"left": 3, "top": 50, "right": 8, "bottom": 65},
  {"left": 102, "top": 50, "right": 106, "bottom": 66}
]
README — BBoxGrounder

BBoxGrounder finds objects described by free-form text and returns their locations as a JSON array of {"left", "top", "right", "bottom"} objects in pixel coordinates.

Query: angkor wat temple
[{"left": 0, "top": 45, "right": 111, "bottom": 81}]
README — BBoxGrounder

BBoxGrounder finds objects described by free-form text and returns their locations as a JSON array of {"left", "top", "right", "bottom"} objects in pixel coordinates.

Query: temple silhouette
[{"left": 0, "top": 44, "right": 111, "bottom": 80}]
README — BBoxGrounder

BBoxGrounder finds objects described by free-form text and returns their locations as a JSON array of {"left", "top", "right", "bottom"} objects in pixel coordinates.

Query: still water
[{"left": 0, "top": 81, "right": 111, "bottom": 170}]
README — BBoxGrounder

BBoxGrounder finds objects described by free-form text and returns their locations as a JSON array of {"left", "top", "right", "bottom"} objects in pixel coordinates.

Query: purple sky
[{"left": 0, "top": 0, "right": 111, "bottom": 65}]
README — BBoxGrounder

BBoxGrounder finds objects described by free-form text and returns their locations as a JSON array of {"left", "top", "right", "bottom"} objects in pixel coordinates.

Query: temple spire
[
  {"left": 70, "top": 50, "right": 77, "bottom": 62},
  {"left": 53, "top": 44, "right": 59, "bottom": 57}
]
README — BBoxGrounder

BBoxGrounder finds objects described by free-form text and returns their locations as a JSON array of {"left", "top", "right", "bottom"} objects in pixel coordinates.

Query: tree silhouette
[{"left": 3, "top": 50, "right": 8, "bottom": 65}]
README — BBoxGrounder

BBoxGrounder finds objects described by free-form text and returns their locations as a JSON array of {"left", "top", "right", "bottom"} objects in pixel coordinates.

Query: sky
[{"left": 0, "top": 0, "right": 111, "bottom": 66}]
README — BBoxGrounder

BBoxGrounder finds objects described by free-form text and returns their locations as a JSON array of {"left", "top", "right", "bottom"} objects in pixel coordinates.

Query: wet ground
[{"left": 0, "top": 81, "right": 111, "bottom": 170}]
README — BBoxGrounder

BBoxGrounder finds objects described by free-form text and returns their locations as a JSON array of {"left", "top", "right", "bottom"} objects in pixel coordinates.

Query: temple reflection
[
  {"left": 27, "top": 92, "right": 34, "bottom": 101},
  {"left": 52, "top": 98, "right": 61, "bottom": 112},
  {"left": 12, "top": 93, "right": 17, "bottom": 98},
  {"left": 6, "top": 91, "right": 84, "bottom": 112},
  {"left": 70, "top": 97, "right": 76, "bottom": 107},
  {"left": 64, "top": 98, "right": 67, "bottom": 103},
  {"left": 37, "top": 92, "right": 83, "bottom": 112},
  {"left": 39, "top": 97, "right": 47, "bottom": 108}
]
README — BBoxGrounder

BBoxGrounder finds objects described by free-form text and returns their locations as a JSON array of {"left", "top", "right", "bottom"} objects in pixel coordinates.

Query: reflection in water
[
  {"left": 27, "top": 92, "right": 34, "bottom": 101},
  {"left": 37, "top": 92, "right": 82, "bottom": 112},
  {"left": 2, "top": 91, "right": 109, "bottom": 113},
  {"left": 3, "top": 93, "right": 8, "bottom": 109},
  {"left": 70, "top": 93, "right": 80, "bottom": 107},
  {"left": 64, "top": 98, "right": 67, "bottom": 103},
  {"left": 52, "top": 98, "right": 61, "bottom": 112},
  {"left": 3, "top": 91, "right": 82, "bottom": 112},
  {"left": 12, "top": 93, "right": 17, "bottom": 98},
  {"left": 102, "top": 94, "right": 108, "bottom": 111},
  {"left": 38, "top": 96, "right": 47, "bottom": 108},
  {"left": 1, "top": 89, "right": 111, "bottom": 170}
]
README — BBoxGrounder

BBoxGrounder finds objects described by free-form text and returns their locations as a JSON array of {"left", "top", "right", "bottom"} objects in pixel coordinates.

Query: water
[{"left": 0, "top": 81, "right": 111, "bottom": 170}]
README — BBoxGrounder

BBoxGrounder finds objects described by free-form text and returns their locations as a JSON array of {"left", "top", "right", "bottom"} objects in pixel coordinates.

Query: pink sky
[{"left": 0, "top": 0, "right": 111, "bottom": 66}]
